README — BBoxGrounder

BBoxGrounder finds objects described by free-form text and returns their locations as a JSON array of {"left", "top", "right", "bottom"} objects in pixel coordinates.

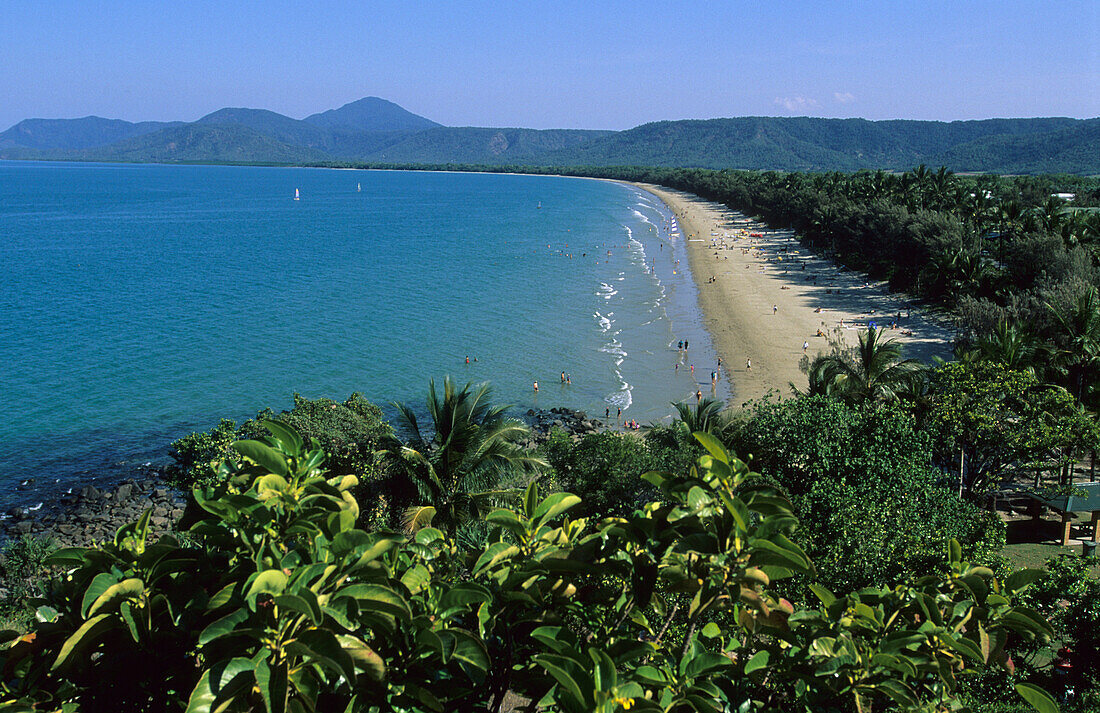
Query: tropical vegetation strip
[{"left": 2, "top": 164, "right": 1100, "bottom": 711}]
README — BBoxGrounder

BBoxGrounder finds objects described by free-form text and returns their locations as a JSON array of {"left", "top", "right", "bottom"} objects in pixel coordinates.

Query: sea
[{"left": 0, "top": 161, "right": 726, "bottom": 510}]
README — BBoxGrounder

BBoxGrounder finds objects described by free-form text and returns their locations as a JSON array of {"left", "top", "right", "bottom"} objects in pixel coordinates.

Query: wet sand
[{"left": 629, "top": 183, "right": 954, "bottom": 405}]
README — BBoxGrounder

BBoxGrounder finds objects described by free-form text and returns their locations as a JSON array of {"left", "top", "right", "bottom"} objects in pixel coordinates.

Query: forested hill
[
  {"left": 540, "top": 117, "right": 1096, "bottom": 172},
  {"left": 1, "top": 97, "right": 1097, "bottom": 174}
]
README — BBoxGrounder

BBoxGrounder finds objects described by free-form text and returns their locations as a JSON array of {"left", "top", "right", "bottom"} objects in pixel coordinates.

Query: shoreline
[{"left": 624, "top": 183, "right": 954, "bottom": 405}]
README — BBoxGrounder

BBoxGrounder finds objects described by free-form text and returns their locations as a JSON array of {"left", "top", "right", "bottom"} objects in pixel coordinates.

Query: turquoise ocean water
[{"left": 0, "top": 161, "right": 725, "bottom": 508}]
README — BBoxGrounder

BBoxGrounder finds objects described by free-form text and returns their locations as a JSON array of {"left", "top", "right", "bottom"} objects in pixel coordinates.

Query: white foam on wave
[
  {"left": 606, "top": 371, "right": 633, "bottom": 409},
  {"left": 597, "top": 282, "right": 618, "bottom": 299},
  {"left": 631, "top": 209, "right": 656, "bottom": 228},
  {"left": 594, "top": 311, "right": 613, "bottom": 333}
]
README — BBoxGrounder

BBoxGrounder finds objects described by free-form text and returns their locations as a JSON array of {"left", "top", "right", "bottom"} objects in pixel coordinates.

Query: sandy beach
[{"left": 630, "top": 183, "right": 954, "bottom": 405}]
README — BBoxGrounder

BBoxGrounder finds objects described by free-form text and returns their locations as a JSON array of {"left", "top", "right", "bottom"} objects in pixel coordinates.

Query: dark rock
[
  {"left": 80, "top": 485, "right": 101, "bottom": 501},
  {"left": 115, "top": 484, "right": 134, "bottom": 502},
  {"left": 150, "top": 516, "right": 169, "bottom": 528},
  {"left": 153, "top": 488, "right": 168, "bottom": 499},
  {"left": 7, "top": 507, "right": 28, "bottom": 520},
  {"left": 13, "top": 521, "right": 32, "bottom": 535}
]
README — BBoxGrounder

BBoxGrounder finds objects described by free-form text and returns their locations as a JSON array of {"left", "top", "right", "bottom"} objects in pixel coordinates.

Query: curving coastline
[{"left": 626, "top": 183, "right": 954, "bottom": 405}]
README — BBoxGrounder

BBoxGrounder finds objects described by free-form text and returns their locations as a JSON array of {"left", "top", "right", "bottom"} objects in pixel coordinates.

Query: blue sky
[{"left": 1, "top": 0, "right": 1096, "bottom": 130}]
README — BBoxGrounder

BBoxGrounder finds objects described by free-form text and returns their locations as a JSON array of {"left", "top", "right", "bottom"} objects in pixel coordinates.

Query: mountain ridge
[{"left": 1, "top": 99, "right": 1096, "bottom": 174}]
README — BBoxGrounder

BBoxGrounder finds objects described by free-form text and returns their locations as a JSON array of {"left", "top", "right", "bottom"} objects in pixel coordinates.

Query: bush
[
  {"left": 542, "top": 428, "right": 693, "bottom": 519},
  {"left": 735, "top": 396, "right": 1004, "bottom": 592},
  {"left": 167, "top": 392, "right": 391, "bottom": 490}
]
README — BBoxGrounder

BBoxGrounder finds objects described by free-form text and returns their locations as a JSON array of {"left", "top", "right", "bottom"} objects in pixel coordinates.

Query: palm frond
[{"left": 402, "top": 505, "right": 437, "bottom": 534}]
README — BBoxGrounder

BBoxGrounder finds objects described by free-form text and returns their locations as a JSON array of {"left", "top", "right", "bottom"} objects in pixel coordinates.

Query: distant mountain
[
  {"left": 195, "top": 108, "right": 335, "bottom": 151},
  {"left": 0, "top": 116, "right": 181, "bottom": 151},
  {"left": 542, "top": 117, "right": 1093, "bottom": 172},
  {"left": 303, "top": 97, "right": 440, "bottom": 133},
  {"left": 2, "top": 98, "right": 1096, "bottom": 173},
  {"left": 929, "top": 119, "right": 1100, "bottom": 174},
  {"left": 67, "top": 124, "right": 331, "bottom": 164},
  {"left": 361, "top": 127, "right": 614, "bottom": 164}
]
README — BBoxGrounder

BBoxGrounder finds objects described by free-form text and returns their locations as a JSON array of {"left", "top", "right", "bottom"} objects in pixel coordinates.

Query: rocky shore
[
  {"left": 519, "top": 407, "right": 608, "bottom": 447},
  {"left": 1, "top": 470, "right": 186, "bottom": 549}
]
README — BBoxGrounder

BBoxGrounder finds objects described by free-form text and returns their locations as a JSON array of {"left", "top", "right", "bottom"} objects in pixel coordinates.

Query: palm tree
[
  {"left": 671, "top": 397, "right": 735, "bottom": 441},
  {"left": 1047, "top": 288, "right": 1100, "bottom": 406},
  {"left": 976, "top": 320, "right": 1040, "bottom": 374},
  {"left": 387, "top": 377, "right": 547, "bottom": 536},
  {"left": 804, "top": 326, "right": 925, "bottom": 406}
]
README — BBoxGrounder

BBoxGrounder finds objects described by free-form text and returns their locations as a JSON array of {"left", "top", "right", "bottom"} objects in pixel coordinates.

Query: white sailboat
[
  {"left": 537, "top": 201, "right": 542, "bottom": 209},
  {"left": 294, "top": 188, "right": 300, "bottom": 201},
  {"left": 357, "top": 183, "right": 361, "bottom": 192}
]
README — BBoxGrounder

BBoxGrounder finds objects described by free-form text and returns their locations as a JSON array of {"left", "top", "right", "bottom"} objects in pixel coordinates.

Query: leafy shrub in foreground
[{"left": 0, "top": 423, "right": 1059, "bottom": 712}]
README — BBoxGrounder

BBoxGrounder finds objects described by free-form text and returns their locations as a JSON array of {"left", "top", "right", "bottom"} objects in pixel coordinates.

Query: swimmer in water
[{"left": 533, "top": 381, "right": 539, "bottom": 392}]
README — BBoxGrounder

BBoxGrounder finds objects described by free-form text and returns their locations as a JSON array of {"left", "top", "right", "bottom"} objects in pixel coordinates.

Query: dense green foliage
[
  {"left": 0, "top": 423, "right": 1058, "bottom": 712},
  {"left": 167, "top": 392, "right": 391, "bottom": 489},
  {"left": 926, "top": 362, "right": 1098, "bottom": 498},
  {"left": 733, "top": 396, "right": 1004, "bottom": 592},
  {"left": 543, "top": 428, "right": 694, "bottom": 520}
]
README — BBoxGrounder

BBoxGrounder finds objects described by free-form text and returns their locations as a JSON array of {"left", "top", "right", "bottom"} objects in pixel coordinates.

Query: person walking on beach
[
  {"left": 561, "top": 371, "right": 566, "bottom": 383},
  {"left": 605, "top": 407, "right": 610, "bottom": 419},
  {"left": 717, "top": 356, "right": 722, "bottom": 369},
  {"left": 711, "top": 371, "right": 717, "bottom": 386},
  {"left": 684, "top": 340, "right": 689, "bottom": 350},
  {"left": 746, "top": 357, "right": 751, "bottom": 370},
  {"left": 617, "top": 407, "right": 621, "bottom": 419},
  {"left": 533, "top": 381, "right": 539, "bottom": 392},
  {"left": 695, "top": 389, "right": 703, "bottom": 402},
  {"left": 690, "top": 364, "right": 694, "bottom": 375},
  {"left": 803, "top": 341, "right": 809, "bottom": 352},
  {"left": 678, "top": 340, "right": 683, "bottom": 350},
  {"left": 773, "top": 304, "right": 778, "bottom": 315}
]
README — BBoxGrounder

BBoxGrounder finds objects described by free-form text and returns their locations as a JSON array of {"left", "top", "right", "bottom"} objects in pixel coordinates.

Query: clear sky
[{"left": 1, "top": 0, "right": 1097, "bottom": 130}]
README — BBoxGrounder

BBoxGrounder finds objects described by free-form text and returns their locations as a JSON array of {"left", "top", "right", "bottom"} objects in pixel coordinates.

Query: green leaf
[
  {"left": 533, "top": 493, "right": 582, "bottom": 524},
  {"left": 1015, "top": 682, "right": 1059, "bottom": 713},
  {"left": 700, "top": 622, "right": 721, "bottom": 639},
  {"left": 291, "top": 628, "right": 356, "bottom": 683},
  {"left": 808, "top": 584, "right": 836, "bottom": 607},
  {"left": 948, "top": 538, "right": 962, "bottom": 565},
  {"left": 87, "top": 578, "right": 144, "bottom": 616},
  {"left": 207, "top": 581, "right": 238, "bottom": 610},
  {"left": 233, "top": 439, "right": 289, "bottom": 476},
  {"left": 338, "top": 635, "right": 386, "bottom": 682},
  {"left": 80, "top": 572, "right": 117, "bottom": 618},
  {"left": 274, "top": 594, "right": 321, "bottom": 625},
  {"left": 247, "top": 570, "right": 289, "bottom": 601},
  {"left": 534, "top": 655, "right": 589, "bottom": 712},
  {"left": 45, "top": 547, "right": 87, "bottom": 567},
  {"left": 254, "top": 658, "right": 288, "bottom": 713},
  {"left": 333, "top": 583, "right": 410, "bottom": 620},
  {"left": 941, "top": 633, "right": 984, "bottom": 663},
  {"left": 199, "top": 607, "right": 250, "bottom": 645},
  {"left": 1004, "top": 569, "right": 1046, "bottom": 594},
  {"left": 693, "top": 431, "right": 729, "bottom": 464},
  {"left": 439, "top": 583, "right": 492, "bottom": 610},
  {"left": 1003, "top": 607, "right": 1055, "bottom": 638},
  {"left": 185, "top": 658, "right": 256, "bottom": 713},
  {"left": 744, "top": 650, "right": 770, "bottom": 675},
  {"left": 263, "top": 419, "right": 303, "bottom": 456},
  {"left": 51, "top": 614, "right": 113, "bottom": 671}
]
